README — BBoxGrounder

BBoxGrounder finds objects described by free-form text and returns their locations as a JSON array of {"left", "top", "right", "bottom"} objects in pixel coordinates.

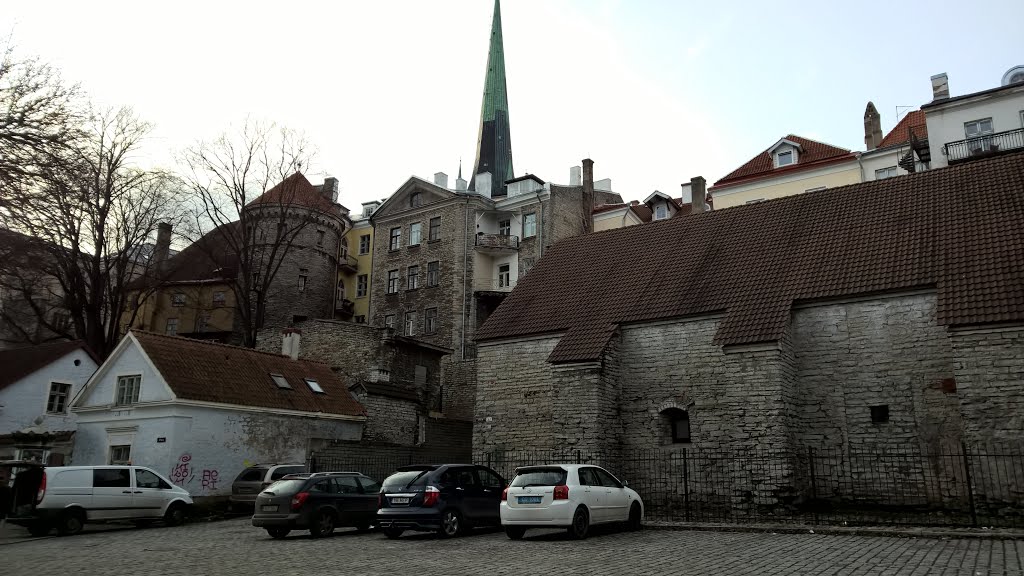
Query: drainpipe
[
  {"left": 535, "top": 189, "right": 545, "bottom": 258},
  {"left": 461, "top": 196, "right": 470, "bottom": 359},
  {"left": 856, "top": 152, "right": 865, "bottom": 182}
]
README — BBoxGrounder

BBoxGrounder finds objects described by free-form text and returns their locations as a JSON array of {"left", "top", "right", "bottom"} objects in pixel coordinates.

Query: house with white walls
[
  {"left": 70, "top": 330, "right": 365, "bottom": 497},
  {"left": 0, "top": 341, "right": 98, "bottom": 465}
]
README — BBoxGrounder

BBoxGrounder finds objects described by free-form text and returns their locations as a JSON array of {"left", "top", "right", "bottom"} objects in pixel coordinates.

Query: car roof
[
  {"left": 282, "top": 471, "right": 363, "bottom": 478},
  {"left": 514, "top": 464, "right": 596, "bottom": 472}
]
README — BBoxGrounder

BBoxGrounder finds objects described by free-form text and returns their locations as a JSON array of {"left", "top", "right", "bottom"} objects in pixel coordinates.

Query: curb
[{"left": 644, "top": 521, "right": 1024, "bottom": 540}]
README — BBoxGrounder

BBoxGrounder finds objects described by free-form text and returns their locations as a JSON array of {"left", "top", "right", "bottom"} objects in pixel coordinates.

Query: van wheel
[
  {"left": 164, "top": 503, "right": 186, "bottom": 527},
  {"left": 57, "top": 509, "right": 85, "bottom": 536},
  {"left": 27, "top": 523, "right": 51, "bottom": 537}
]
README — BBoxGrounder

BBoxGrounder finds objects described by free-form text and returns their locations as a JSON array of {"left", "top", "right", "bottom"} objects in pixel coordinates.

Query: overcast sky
[{"left": 6, "top": 0, "right": 1024, "bottom": 207}]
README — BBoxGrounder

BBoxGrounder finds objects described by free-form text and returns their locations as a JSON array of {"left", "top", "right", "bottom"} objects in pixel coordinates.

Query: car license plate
[
  {"left": 390, "top": 497, "right": 410, "bottom": 505},
  {"left": 518, "top": 496, "right": 542, "bottom": 504},
  {"left": 261, "top": 505, "right": 278, "bottom": 512}
]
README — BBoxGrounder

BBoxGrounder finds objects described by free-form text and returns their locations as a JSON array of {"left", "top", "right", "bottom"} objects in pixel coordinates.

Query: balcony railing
[
  {"left": 474, "top": 233, "right": 519, "bottom": 250},
  {"left": 474, "top": 277, "right": 516, "bottom": 293},
  {"left": 339, "top": 254, "right": 358, "bottom": 271},
  {"left": 944, "top": 128, "right": 1024, "bottom": 163}
]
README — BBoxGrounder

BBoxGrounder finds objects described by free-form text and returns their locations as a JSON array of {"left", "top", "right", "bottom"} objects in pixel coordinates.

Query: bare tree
[
  {"left": 180, "top": 119, "right": 332, "bottom": 347},
  {"left": 0, "top": 107, "right": 184, "bottom": 357}
]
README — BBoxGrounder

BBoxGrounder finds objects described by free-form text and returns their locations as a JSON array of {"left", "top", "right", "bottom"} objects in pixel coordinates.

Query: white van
[{"left": 2, "top": 463, "right": 193, "bottom": 536}]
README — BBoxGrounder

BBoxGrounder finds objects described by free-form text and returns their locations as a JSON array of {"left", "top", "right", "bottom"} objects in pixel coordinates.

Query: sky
[{"left": 5, "top": 0, "right": 1024, "bottom": 208}]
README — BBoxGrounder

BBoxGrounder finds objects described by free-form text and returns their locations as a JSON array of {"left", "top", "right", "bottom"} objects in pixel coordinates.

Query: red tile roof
[
  {"left": 592, "top": 203, "right": 654, "bottom": 223},
  {"left": 245, "top": 172, "right": 340, "bottom": 214},
  {"left": 476, "top": 152, "right": 1024, "bottom": 363},
  {"left": 877, "top": 110, "right": 928, "bottom": 149},
  {"left": 130, "top": 331, "right": 365, "bottom": 417},
  {"left": 0, "top": 341, "right": 97, "bottom": 391},
  {"left": 713, "top": 135, "right": 857, "bottom": 189}
]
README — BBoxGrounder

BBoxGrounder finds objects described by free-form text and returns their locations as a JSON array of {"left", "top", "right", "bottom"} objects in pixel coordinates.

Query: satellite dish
[{"left": 1002, "top": 65, "right": 1024, "bottom": 86}]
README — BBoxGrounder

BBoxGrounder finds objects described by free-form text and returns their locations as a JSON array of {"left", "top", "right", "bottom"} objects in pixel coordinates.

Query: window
[
  {"left": 578, "top": 467, "right": 601, "bottom": 486},
  {"left": 389, "top": 227, "right": 402, "bottom": 250},
  {"left": 427, "top": 261, "right": 440, "bottom": 287},
  {"left": 776, "top": 150, "right": 794, "bottom": 167},
  {"left": 410, "top": 192, "right": 422, "bottom": 208},
  {"left": 875, "top": 167, "right": 898, "bottom": 180},
  {"left": 357, "top": 274, "right": 368, "bottom": 297},
  {"left": 409, "top": 222, "right": 422, "bottom": 245},
  {"left": 197, "top": 313, "right": 210, "bottom": 332},
  {"left": 523, "top": 213, "right": 537, "bottom": 238},
  {"left": 428, "top": 217, "right": 441, "bottom": 241},
  {"left": 95, "top": 466, "right": 130, "bottom": 484},
  {"left": 407, "top": 265, "right": 420, "bottom": 290},
  {"left": 357, "top": 476, "right": 381, "bottom": 494},
  {"left": 594, "top": 468, "right": 622, "bottom": 488},
  {"left": 362, "top": 206, "right": 373, "bottom": 218},
  {"left": 271, "top": 466, "right": 304, "bottom": 480},
  {"left": 359, "top": 234, "right": 371, "bottom": 254},
  {"left": 270, "top": 373, "right": 292, "bottom": 389},
  {"left": 661, "top": 408, "right": 691, "bottom": 444},
  {"left": 298, "top": 269, "right": 308, "bottom": 292},
  {"left": 498, "top": 264, "right": 511, "bottom": 288},
  {"left": 387, "top": 269, "right": 400, "bottom": 293},
  {"left": 384, "top": 314, "right": 395, "bottom": 329},
  {"left": 136, "top": 469, "right": 171, "bottom": 489},
  {"left": 304, "top": 378, "right": 325, "bottom": 394},
  {"left": 335, "top": 476, "right": 360, "bottom": 494},
  {"left": 965, "top": 118, "right": 995, "bottom": 152},
  {"left": 171, "top": 293, "right": 185, "bottom": 307},
  {"left": 654, "top": 204, "right": 667, "bottom": 220},
  {"left": 405, "top": 311, "right": 417, "bottom": 336},
  {"left": 165, "top": 318, "right": 178, "bottom": 336},
  {"left": 116, "top": 373, "right": 142, "bottom": 403},
  {"left": 316, "top": 230, "right": 325, "bottom": 246},
  {"left": 871, "top": 405, "right": 890, "bottom": 423},
  {"left": 340, "top": 238, "right": 348, "bottom": 258},
  {"left": 425, "top": 307, "right": 438, "bottom": 334},
  {"left": 498, "top": 219, "right": 511, "bottom": 236},
  {"left": 46, "top": 382, "right": 71, "bottom": 414},
  {"left": 212, "top": 291, "right": 226, "bottom": 307},
  {"left": 477, "top": 467, "right": 504, "bottom": 489}
]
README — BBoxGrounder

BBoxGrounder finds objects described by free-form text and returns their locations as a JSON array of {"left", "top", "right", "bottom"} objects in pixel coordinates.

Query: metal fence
[{"left": 310, "top": 443, "right": 1024, "bottom": 528}]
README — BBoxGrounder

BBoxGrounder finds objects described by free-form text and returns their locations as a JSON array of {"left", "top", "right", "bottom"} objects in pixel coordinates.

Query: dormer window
[
  {"left": 270, "top": 373, "right": 292, "bottom": 389},
  {"left": 776, "top": 150, "right": 794, "bottom": 167},
  {"left": 654, "top": 205, "right": 667, "bottom": 220},
  {"left": 305, "top": 379, "right": 325, "bottom": 394}
]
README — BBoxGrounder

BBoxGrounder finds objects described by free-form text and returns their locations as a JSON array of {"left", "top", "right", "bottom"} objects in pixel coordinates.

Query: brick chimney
[
  {"left": 864, "top": 102, "right": 883, "bottom": 151},
  {"left": 281, "top": 327, "right": 301, "bottom": 360},
  {"left": 582, "top": 159, "right": 595, "bottom": 233},
  {"left": 322, "top": 177, "right": 339, "bottom": 203},
  {"left": 931, "top": 73, "right": 949, "bottom": 100},
  {"left": 154, "top": 222, "right": 171, "bottom": 270},
  {"left": 690, "top": 176, "right": 707, "bottom": 213}
]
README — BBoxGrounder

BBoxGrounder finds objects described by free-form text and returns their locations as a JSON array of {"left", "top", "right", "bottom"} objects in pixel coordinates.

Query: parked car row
[{"left": 251, "top": 462, "right": 645, "bottom": 541}]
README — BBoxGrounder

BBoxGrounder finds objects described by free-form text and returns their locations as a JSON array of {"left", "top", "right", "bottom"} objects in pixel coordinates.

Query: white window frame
[
  {"left": 384, "top": 314, "right": 395, "bottom": 329},
  {"left": 523, "top": 213, "right": 537, "bottom": 238},
  {"left": 46, "top": 381, "right": 72, "bottom": 414},
  {"left": 654, "top": 204, "right": 667, "bottom": 220},
  {"left": 356, "top": 274, "right": 368, "bottom": 298},
  {"left": 270, "top": 373, "right": 292, "bottom": 389},
  {"left": 359, "top": 234, "right": 371, "bottom": 254},
  {"left": 304, "top": 379, "right": 325, "bottom": 394},
  {"left": 387, "top": 269, "right": 399, "bottom": 293},
  {"left": 874, "top": 167, "right": 898, "bottom": 180},
  {"left": 407, "top": 265, "right": 420, "bottom": 290},
  {"left": 108, "top": 445, "right": 132, "bottom": 465},
  {"left": 115, "top": 375, "right": 142, "bottom": 406},
  {"left": 409, "top": 222, "right": 422, "bottom": 246},
  {"left": 964, "top": 118, "right": 995, "bottom": 153},
  {"left": 498, "top": 219, "right": 511, "bottom": 236},
  {"left": 775, "top": 150, "right": 794, "bottom": 168},
  {"left": 405, "top": 311, "right": 417, "bottom": 336},
  {"left": 498, "top": 264, "right": 511, "bottom": 288},
  {"left": 165, "top": 318, "right": 178, "bottom": 336}
]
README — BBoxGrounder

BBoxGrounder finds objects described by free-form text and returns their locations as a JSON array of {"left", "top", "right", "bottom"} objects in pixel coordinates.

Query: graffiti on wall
[
  {"left": 170, "top": 453, "right": 195, "bottom": 485},
  {"left": 201, "top": 469, "right": 219, "bottom": 491}
]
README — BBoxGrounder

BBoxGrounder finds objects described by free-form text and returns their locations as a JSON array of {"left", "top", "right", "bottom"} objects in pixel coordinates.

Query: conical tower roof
[{"left": 469, "top": 0, "right": 514, "bottom": 196}]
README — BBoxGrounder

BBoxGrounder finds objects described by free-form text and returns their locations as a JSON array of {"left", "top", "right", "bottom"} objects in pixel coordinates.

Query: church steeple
[{"left": 469, "top": 0, "right": 514, "bottom": 196}]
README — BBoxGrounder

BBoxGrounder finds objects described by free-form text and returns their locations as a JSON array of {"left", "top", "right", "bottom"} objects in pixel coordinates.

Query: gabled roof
[
  {"left": 245, "top": 172, "right": 340, "bottom": 214},
  {"left": 643, "top": 190, "right": 674, "bottom": 205},
  {"left": 371, "top": 176, "right": 460, "bottom": 222},
  {"left": 476, "top": 152, "right": 1024, "bottom": 363},
  {"left": 0, "top": 341, "right": 97, "bottom": 392},
  {"left": 592, "top": 202, "right": 654, "bottom": 223},
  {"left": 125, "top": 331, "right": 365, "bottom": 417},
  {"left": 713, "top": 135, "right": 857, "bottom": 189},
  {"left": 878, "top": 110, "right": 928, "bottom": 149}
]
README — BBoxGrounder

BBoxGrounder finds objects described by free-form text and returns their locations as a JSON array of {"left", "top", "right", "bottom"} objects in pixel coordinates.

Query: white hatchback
[{"left": 500, "top": 464, "right": 643, "bottom": 539}]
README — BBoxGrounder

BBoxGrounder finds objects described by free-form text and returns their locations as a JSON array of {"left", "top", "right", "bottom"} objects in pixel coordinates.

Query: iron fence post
[
  {"left": 962, "top": 441, "right": 978, "bottom": 527},
  {"left": 808, "top": 447, "right": 817, "bottom": 524},
  {"left": 576, "top": 450, "right": 581, "bottom": 465},
  {"left": 683, "top": 448, "right": 690, "bottom": 523}
]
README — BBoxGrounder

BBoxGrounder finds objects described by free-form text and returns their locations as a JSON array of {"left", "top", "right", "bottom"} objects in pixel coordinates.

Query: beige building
[{"left": 338, "top": 201, "right": 380, "bottom": 324}]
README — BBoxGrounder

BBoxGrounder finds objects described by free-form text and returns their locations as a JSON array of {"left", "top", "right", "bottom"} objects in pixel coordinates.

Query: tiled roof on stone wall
[
  {"left": 713, "top": 135, "right": 857, "bottom": 188},
  {"left": 476, "top": 152, "right": 1024, "bottom": 363}
]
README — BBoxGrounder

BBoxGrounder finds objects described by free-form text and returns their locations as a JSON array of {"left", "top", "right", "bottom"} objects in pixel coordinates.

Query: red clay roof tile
[
  {"left": 713, "top": 135, "right": 856, "bottom": 188},
  {"left": 0, "top": 341, "right": 97, "bottom": 391},
  {"left": 878, "top": 110, "right": 928, "bottom": 149}
]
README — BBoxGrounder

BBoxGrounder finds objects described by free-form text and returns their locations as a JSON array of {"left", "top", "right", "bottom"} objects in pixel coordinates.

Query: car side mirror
[{"left": 621, "top": 480, "right": 628, "bottom": 487}]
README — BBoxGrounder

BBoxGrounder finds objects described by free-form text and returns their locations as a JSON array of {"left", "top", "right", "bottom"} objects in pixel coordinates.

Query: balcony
[
  {"left": 335, "top": 298, "right": 355, "bottom": 317},
  {"left": 944, "top": 128, "right": 1024, "bottom": 164},
  {"left": 339, "top": 253, "right": 358, "bottom": 272},
  {"left": 473, "top": 277, "right": 516, "bottom": 293},
  {"left": 474, "top": 233, "right": 519, "bottom": 252}
]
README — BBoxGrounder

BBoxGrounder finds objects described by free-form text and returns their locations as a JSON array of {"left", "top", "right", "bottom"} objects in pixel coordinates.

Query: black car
[
  {"left": 251, "top": 472, "right": 380, "bottom": 538},
  {"left": 377, "top": 464, "right": 505, "bottom": 539}
]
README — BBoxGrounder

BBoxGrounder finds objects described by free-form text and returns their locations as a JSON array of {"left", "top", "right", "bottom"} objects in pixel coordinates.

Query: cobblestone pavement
[{"left": 3, "top": 518, "right": 1024, "bottom": 575}]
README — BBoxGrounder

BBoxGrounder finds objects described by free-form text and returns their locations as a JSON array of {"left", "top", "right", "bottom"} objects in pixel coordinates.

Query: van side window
[
  {"left": 136, "top": 469, "right": 170, "bottom": 489},
  {"left": 271, "top": 466, "right": 304, "bottom": 481},
  {"left": 94, "top": 468, "right": 130, "bottom": 488}
]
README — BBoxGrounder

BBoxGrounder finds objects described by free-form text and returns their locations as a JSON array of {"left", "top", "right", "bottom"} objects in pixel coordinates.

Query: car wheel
[
  {"left": 384, "top": 527, "right": 404, "bottom": 539},
  {"left": 266, "top": 527, "right": 290, "bottom": 539},
  {"left": 438, "top": 509, "right": 462, "bottom": 538},
  {"left": 628, "top": 503, "right": 643, "bottom": 531},
  {"left": 504, "top": 526, "right": 526, "bottom": 540},
  {"left": 56, "top": 509, "right": 85, "bottom": 536},
  {"left": 27, "top": 523, "right": 51, "bottom": 537},
  {"left": 164, "top": 503, "right": 186, "bottom": 527},
  {"left": 309, "top": 510, "right": 335, "bottom": 538},
  {"left": 568, "top": 506, "right": 590, "bottom": 540}
]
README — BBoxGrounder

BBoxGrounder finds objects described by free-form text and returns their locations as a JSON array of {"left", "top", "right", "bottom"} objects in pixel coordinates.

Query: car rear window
[
  {"left": 511, "top": 468, "right": 567, "bottom": 487},
  {"left": 263, "top": 479, "right": 306, "bottom": 495},
  {"left": 382, "top": 470, "right": 434, "bottom": 491},
  {"left": 271, "top": 466, "right": 305, "bottom": 480},
  {"left": 236, "top": 468, "right": 267, "bottom": 482}
]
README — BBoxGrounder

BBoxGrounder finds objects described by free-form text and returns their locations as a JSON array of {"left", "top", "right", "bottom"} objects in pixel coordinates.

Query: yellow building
[
  {"left": 709, "top": 136, "right": 860, "bottom": 209},
  {"left": 338, "top": 201, "right": 380, "bottom": 324}
]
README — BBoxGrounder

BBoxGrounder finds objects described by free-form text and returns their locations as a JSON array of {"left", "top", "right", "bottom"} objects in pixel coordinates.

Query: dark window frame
[{"left": 428, "top": 217, "right": 441, "bottom": 241}]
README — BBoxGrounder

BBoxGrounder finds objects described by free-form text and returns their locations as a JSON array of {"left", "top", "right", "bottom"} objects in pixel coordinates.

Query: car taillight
[
  {"left": 36, "top": 472, "right": 47, "bottom": 504},
  {"left": 501, "top": 487, "right": 508, "bottom": 501},
  {"left": 378, "top": 492, "right": 383, "bottom": 508},
  {"left": 422, "top": 485, "right": 440, "bottom": 507},
  {"left": 553, "top": 485, "right": 569, "bottom": 500},
  {"left": 290, "top": 491, "right": 309, "bottom": 511}
]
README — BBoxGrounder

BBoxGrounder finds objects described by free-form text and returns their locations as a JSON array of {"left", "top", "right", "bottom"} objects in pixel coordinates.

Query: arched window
[{"left": 660, "top": 408, "right": 691, "bottom": 444}]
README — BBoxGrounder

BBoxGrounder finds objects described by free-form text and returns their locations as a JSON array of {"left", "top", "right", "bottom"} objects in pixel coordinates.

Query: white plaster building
[{"left": 70, "top": 330, "right": 365, "bottom": 497}]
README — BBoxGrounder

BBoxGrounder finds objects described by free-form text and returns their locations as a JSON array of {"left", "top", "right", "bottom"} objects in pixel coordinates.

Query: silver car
[{"left": 229, "top": 463, "right": 305, "bottom": 511}]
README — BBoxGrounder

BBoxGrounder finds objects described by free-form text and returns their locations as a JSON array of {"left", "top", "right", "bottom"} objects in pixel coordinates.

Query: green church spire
[{"left": 469, "top": 0, "right": 514, "bottom": 196}]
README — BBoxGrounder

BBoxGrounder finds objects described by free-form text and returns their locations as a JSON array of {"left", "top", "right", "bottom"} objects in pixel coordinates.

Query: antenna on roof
[{"left": 895, "top": 105, "right": 915, "bottom": 122}]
